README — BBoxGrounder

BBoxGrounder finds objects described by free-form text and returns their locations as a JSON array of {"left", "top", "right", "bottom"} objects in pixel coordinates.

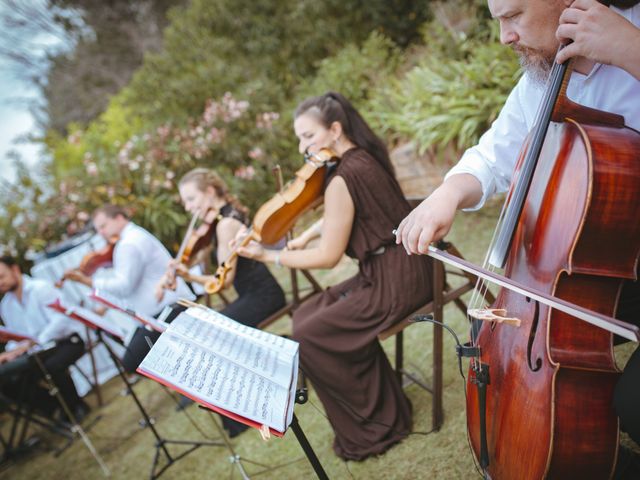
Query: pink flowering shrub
[{"left": 2, "top": 92, "right": 296, "bottom": 256}]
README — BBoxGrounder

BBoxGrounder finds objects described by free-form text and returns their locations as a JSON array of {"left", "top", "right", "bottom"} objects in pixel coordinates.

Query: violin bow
[{"left": 175, "top": 209, "right": 202, "bottom": 262}]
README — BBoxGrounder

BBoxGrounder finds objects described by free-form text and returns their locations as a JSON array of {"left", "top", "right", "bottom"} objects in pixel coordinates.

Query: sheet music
[
  {"left": 185, "top": 307, "right": 298, "bottom": 358},
  {"left": 0, "top": 326, "right": 37, "bottom": 344},
  {"left": 31, "top": 233, "right": 106, "bottom": 305},
  {"left": 139, "top": 332, "right": 292, "bottom": 432},
  {"left": 52, "top": 301, "right": 126, "bottom": 341},
  {"left": 90, "top": 289, "right": 166, "bottom": 332},
  {"left": 168, "top": 311, "right": 296, "bottom": 388},
  {"left": 138, "top": 307, "right": 299, "bottom": 432}
]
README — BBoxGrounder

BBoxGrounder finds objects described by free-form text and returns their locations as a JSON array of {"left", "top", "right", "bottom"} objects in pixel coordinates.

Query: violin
[
  {"left": 203, "top": 147, "right": 337, "bottom": 294},
  {"left": 160, "top": 209, "right": 219, "bottom": 292},
  {"left": 179, "top": 208, "right": 218, "bottom": 266},
  {"left": 461, "top": 57, "right": 640, "bottom": 479},
  {"left": 56, "top": 236, "right": 118, "bottom": 287}
]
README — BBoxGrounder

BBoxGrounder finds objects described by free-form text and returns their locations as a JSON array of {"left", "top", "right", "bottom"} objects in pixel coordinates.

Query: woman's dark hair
[{"left": 294, "top": 92, "right": 397, "bottom": 180}]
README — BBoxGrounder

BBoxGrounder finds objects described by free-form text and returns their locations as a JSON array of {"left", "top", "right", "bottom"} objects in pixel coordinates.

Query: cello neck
[{"left": 488, "top": 60, "right": 570, "bottom": 268}]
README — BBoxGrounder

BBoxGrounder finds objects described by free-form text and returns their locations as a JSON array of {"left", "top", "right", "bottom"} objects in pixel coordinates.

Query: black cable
[
  {"left": 301, "top": 315, "right": 485, "bottom": 478},
  {"left": 411, "top": 315, "right": 485, "bottom": 479}
]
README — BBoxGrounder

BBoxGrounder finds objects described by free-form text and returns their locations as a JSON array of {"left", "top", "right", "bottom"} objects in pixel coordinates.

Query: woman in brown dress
[{"left": 237, "top": 92, "right": 433, "bottom": 460}]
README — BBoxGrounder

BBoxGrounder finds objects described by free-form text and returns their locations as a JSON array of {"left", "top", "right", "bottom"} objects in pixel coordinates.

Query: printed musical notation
[{"left": 137, "top": 307, "right": 299, "bottom": 434}]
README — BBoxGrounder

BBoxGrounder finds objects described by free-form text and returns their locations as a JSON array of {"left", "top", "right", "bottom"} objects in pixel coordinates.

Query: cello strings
[
  {"left": 466, "top": 198, "right": 509, "bottom": 363},
  {"left": 467, "top": 62, "right": 562, "bottom": 357}
]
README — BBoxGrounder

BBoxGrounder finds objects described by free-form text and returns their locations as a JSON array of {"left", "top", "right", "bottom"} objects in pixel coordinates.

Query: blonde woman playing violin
[
  {"left": 156, "top": 168, "right": 286, "bottom": 436},
  {"left": 236, "top": 92, "right": 434, "bottom": 461}
]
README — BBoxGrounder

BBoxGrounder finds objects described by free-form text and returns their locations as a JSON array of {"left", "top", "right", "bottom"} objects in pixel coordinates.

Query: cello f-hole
[{"left": 527, "top": 300, "right": 542, "bottom": 372}]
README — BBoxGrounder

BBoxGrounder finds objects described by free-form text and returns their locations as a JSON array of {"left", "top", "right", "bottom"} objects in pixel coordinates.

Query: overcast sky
[
  {"left": 0, "top": 0, "right": 68, "bottom": 185},
  {"left": 0, "top": 61, "right": 42, "bottom": 184}
]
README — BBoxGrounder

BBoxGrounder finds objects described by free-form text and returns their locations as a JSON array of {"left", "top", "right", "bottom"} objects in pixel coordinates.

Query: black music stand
[
  {"left": 0, "top": 348, "right": 110, "bottom": 475},
  {"left": 95, "top": 329, "right": 224, "bottom": 479},
  {"left": 197, "top": 379, "right": 328, "bottom": 480},
  {"left": 289, "top": 385, "right": 329, "bottom": 480},
  {"left": 0, "top": 363, "right": 72, "bottom": 463}
]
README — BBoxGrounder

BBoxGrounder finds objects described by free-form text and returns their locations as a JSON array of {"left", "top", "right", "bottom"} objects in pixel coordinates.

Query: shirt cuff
[
  {"left": 93, "top": 277, "right": 106, "bottom": 291},
  {"left": 445, "top": 158, "right": 497, "bottom": 211}
]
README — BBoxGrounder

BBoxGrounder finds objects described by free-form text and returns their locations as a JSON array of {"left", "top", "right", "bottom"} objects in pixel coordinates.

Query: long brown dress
[{"left": 292, "top": 147, "right": 433, "bottom": 460}]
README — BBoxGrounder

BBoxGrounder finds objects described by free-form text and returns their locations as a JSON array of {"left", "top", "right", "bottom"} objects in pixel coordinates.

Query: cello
[
  {"left": 458, "top": 53, "right": 640, "bottom": 478},
  {"left": 203, "top": 148, "right": 336, "bottom": 293}
]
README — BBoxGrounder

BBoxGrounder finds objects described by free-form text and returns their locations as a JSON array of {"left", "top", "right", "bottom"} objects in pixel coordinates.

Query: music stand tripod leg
[
  {"left": 96, "top": 330, "right": 223, "bottom": 480},
  {"left": 206, "top": 412, "right": 271, "bottom": 480},
  {"left": 291, "top": 384, "right": 329, "bottom": 480},
  {"left": 31, "top": 350, "right": 110, "bottom": 477},
  {"left": 289, "top": 413, "right": 329, "bottom": 480}
]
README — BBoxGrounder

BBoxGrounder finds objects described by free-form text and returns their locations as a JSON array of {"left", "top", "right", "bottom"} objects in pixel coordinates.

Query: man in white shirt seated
[
  {"left": 63, "top": 204, "right": 194, "bottom": 373},
  {"left": 0, "top": 255, "right": 89, "bottom": 422}
]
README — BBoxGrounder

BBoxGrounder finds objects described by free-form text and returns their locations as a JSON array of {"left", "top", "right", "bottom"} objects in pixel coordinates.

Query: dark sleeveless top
[{"left": 214, "top": 204, "right": 285, "bottom": 326}]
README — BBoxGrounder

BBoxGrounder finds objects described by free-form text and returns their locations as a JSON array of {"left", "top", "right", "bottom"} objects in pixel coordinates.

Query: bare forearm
[
  {"left": 440, "top": 173, "right": 484, "bottom": 210},
  {"left": 261, "top": 246, "right": 341, "bottom": 270}
]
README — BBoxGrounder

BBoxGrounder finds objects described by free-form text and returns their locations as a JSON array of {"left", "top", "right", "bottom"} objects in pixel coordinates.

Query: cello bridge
[{"left": 467, "top": 308, "right": 521, "bottom": 327}]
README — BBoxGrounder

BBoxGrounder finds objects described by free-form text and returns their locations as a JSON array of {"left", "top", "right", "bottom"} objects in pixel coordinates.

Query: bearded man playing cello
[{"left": 395, "top": 0, "right": 640, "bottom": 477}]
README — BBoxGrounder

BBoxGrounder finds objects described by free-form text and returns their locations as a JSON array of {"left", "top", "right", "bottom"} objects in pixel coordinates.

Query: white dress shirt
[
  {"left": 92, "top": 222, "right": 194, "bottom": 316},
  {"left": 0, "top": 274, "right": 82, "bottom": 350},
  {"left": 446, "top": 5, "right": 640, "bottom": 210}
]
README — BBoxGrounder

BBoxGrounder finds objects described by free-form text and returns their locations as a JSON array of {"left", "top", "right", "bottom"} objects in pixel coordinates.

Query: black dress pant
[{"left": 0, "top": 334, "right": 85, "bottom": 416}]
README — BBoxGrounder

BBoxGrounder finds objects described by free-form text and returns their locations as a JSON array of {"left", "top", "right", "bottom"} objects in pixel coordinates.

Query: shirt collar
[
  {"left": 4, "top": 274, "right": 34, "bottom": 306},
  {"left": 120, "top": 221, "right": 134, "bottom": 238},
  {"left": 21, "top": 274, "right": 34, "bottom": 291}
]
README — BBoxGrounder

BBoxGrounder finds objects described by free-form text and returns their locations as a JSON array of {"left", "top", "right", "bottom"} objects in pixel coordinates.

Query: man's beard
[{"left": 513, "top": 45, "right": 555, "bottom": 86}]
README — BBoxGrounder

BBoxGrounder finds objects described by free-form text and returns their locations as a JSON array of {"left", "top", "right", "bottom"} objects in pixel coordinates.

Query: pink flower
[
  {"left": 256, "top": 112, "right": 279, "bottom": 129},
  {"left": 157, "top": 125, "right": 170, "bottom": 138},
  {"left": 67, "top": 132, "right": 82, "bottom": 145},
  {"left": 248, "top": 147, "right": 264, "bottom": 160},
  {"left": 86, "top": 162, "right": 98, "bottom": 176},
  {"left": 207, "top": 127, "right": 223, "bottom": 143},
  {"left": 234, "top": 165, "right": 256, "bottom": 180},
  {"left": 66, "top": 222, "right": 79, "bottom": 235}
]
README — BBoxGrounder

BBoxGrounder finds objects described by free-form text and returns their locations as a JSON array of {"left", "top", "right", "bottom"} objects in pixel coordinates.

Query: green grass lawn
[{"left": 2, "top": 198, "right": 636, "bottom": 479}]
